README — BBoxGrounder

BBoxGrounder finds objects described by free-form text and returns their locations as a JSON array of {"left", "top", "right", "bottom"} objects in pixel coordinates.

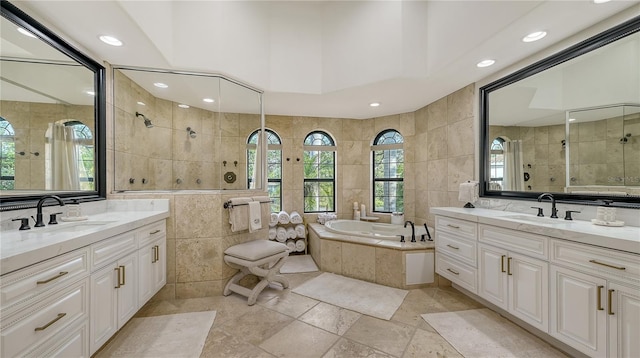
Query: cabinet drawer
[
  {"left": 1, "top": 248, "right": 89, "bottom": 314},
  {"left": 24, "top": 319, "right": 89, "bottom": 358},
  {"left": 551, "top": 239, "right": 640, "bottom": 285},
  {"left": 436, "top": 231, "right": 477, "bottom": 266},
  {"left": 91, "top": 232, "right": 137, "bottom": 271},
  {"left": 1, "top": 277, "right": 89, "bottom": 358},
  {"left": 436, "top": 253, "right": 477, "bottom": 294},
  {"left": 479, "top": 224, "right": 548, "bottom": 260},
  {"left": 137, "top": 221, "right": 167, "bottom": 248},
  {"left": 436, "top": 216, "right": 477, "bottom": 240}
]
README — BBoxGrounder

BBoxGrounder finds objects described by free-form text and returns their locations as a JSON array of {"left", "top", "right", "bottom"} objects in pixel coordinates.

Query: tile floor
[{"left": 124, "top": 272, "right": 567, "bottom": 358}]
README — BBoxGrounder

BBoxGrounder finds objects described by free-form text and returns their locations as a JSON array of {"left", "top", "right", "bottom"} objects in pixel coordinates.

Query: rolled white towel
[
  {"left": 268, "top": 228, "right": 277, "bottom": 240},
  {"left": 276, "top": 227, "right": 287, "bottom": 242},
  {"left": 286, "top": 227, "right": 297, "bottom": 239},
  {"left": 278, "top": 211, "right": 290, "bottom": 224},
  {"left": 295, "top": 224, "right": 306, "bottom": 238},
  {"left": 286, "top": 239, "right": 296, "bottom": 252},
  {"left": 295, "top": 239, "right": 306, "bottom": 252},
  {"left": 269, "top": 213, "right": 278, "bottom": 227},
  {"left": 290, "top": 211, "right": 303, "bottom": 224}
]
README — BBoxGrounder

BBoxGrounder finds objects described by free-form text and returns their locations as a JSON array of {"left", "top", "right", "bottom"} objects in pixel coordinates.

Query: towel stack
[
  {"left": 278, "top": 211, "right": 290, "bottom": 224},
  {"left": 295, "top": 239, "right": 306, "bottom": 252},
  {"left": 290, "top": 211, "right": 303, "bottom": 224},
  {"left": 294, "top": 224, "right": 306, "bottom": 238},
  {"left": 276, "top": 227, "right": 287, "bottom": 242},
  {"left": 286, "top": 227, "right": 297, "bottom": 239}
]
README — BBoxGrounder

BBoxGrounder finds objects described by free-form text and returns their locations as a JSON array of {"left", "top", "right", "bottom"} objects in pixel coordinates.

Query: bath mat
[
  {"left": 280, "top": 254, "right": 319, "bottom": 273},
  {"left": 421, "top": 309, "right": 566, "bottom": 357},
  {"left": 96, "top": 311, "right": 216, "bottom": 358},
  {"left": 292, "top": 272, "right": 407, "bottom": 320}
]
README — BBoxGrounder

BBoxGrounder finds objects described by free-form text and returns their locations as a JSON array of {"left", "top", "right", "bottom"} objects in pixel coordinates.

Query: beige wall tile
[
  {"left": 175, "top": 238, "right": 222, "bottom": 282},
  {"left": 341, "top": 242, "right": 375, "bottom": 282},
  {"left": 375, "top": 248, "right": 403, "bottom": 288},
  {"left": 447, "top": 117, "right": 474, "bottom": 157},
  {"left": 320, "top": 240, "right": 342, "bottom": 274},
  {"left": 427, "top": 97, "right": 448, "bottom": 130},
  {"left": 446, "top": 85, "right": 474, "bottom": 124},
  {"left": 426, "top": 126, "right": 448, "bottom": 160}
]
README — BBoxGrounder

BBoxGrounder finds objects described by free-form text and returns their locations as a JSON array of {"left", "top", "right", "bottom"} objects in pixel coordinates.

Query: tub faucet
[
  {"left": 404, "top": 221, "right": 416, "bottom": 242},
  {"left": 34, "top": 195, "right": 65, "bottom": 227},
  {"left": 537, "top": 193, "right": 557, "bottom": 219}
]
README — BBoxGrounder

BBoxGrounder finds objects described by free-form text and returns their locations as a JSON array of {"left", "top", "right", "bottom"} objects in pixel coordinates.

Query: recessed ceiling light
[
  {"left": 593, "top": 0, "right": 611, "bottom": 3},
  {"left": 369, "top": 102, "right": 380, "bottom": 107},
  {"left": 84, "top": 90, "right": 95, "bottom": 96},
  {"left": 17, "top": 27, "right": 37, "bottom": 38},
  {"left": 476, "top": 59, "right": 495, "bottom": 68},
  {"left": 137, "top": 101, "right": 146, "bottom": 106},
  {"left": 203, "top": 98, "right": 215, "bottom": 103},
  {"left": 178, "top": 104, "right": 190, "bottom": 109},
  {"left": 153, "top": 82, "right": 168, "bottom": 88},
  {"left": 99, "top": 35, "right": 123, "bottom": 46},
  {"left": 569, "top": 118, "right": 576, "bottom": 122},
  {"left": 522, "top": 31, "right": 547, "bottom": 43}
]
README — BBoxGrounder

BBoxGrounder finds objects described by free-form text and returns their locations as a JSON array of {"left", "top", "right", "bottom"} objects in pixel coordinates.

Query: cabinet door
[
  {"left": 508, "top": 252, "right": 548, "bottom": 332},
  {"left": 138, "top": 243, "right": 155, "bottom": 304},
  {"left": 478, "top": 244, "right": 508, "bottom": 310},
  {"left": 608, "top": 282, "right": 640, "bottom": 358},
  {"left": 550, "top": 265, "right": 607, "bottom": 357},
  {"left": 90, "top": 265, "right": 118, "bottom": 355},
  {"left": 152, "top": 237, "right": 167, "bottom": 294},
  {"left": 117, "top": 253, "right": 138, "bottom": 327}
]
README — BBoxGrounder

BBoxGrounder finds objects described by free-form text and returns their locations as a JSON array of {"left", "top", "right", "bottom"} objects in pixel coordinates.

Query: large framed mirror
[
  {"left": 0, "top": 1, "right": 106, "bottom": 210},
  {"left": 480, "top": 15, "right": 640, "bottom": 207}
]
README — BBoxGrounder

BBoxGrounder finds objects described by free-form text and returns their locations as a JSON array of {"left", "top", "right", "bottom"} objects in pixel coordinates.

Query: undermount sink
[
  {"left": 44, "top": 221, "right": 116, "bottom": 233},
  {"left": 505, "top": 215, "right": 564, "bottom": 223}
]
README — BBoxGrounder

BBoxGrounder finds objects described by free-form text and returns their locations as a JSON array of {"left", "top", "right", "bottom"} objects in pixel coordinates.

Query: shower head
[
  {"left": 186, "top": 127, "right": 197, "bottom": 138},
  {"left": 135, "top": 112, "right": 154, "bottom": 128}
]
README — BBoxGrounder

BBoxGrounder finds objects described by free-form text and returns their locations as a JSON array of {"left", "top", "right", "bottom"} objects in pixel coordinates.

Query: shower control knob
[
  {"left": 176, "top": 178, "right": 182, "bottom": 184},
  {"left": 196, "top": 179, "right": 201, "bottom": 184},
  {"left": 129, "top": 178, "right": 135, "bottom": 184},
  {"left": 142, "top": 178, "right": 147, "bottom": 184}
]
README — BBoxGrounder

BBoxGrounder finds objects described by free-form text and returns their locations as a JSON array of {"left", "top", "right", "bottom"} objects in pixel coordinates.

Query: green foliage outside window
[
  {"left": 373, "top": 130, "right": 404, "bottom": 213},
  {"left": 247, "top": 129, "right": 282, "bottom": 212},
  {"left": 303, "top": 131, "right": 335, "bottom": 213}
]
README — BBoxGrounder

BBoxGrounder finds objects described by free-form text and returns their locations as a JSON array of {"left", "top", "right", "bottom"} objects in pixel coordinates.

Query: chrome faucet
[
  {"left": 537, "top": 193, "right": 557, "bottom": 218},
  {"left": 404, "top": 220, "right": 416, "bottom": 242},
  {"left": 34, "top": 195, "right": 65, "bottom": 227}
]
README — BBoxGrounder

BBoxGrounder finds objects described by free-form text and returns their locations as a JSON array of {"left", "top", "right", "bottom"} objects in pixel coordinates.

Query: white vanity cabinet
[
  {"left": 435, "top": 216, "right": 479, "bottom": 293},
  {"left": 550, "top": 239, "right": 640, "bottom": 358},
  {"left": 137, "top": 221, "right": 167, "bottom": 304},
  {"left": 0, "top": 248, "right": 91, "bottom": 358},
  {"left": 477, "top": 225, "right": 549, "bottom": 332}
]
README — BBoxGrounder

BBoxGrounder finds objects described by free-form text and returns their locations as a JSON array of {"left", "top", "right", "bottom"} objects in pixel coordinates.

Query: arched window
[
  {"left": 303, "top": 131, "right": 336, "bottom": 213},
  {"left": 247, "top": 129, "right": 282, "bottom": 212},
  {"left": 67, "top": 121, "right": 95, "bottom": 190},
  {"left": 0, "top": 118, "right": 16, "bottom": 190},
  {"left": 372, "top": 129, "right": 404, "bottom": 213},
  {"left": 489, "top": 137, "right": 505, "bottom": 190}
]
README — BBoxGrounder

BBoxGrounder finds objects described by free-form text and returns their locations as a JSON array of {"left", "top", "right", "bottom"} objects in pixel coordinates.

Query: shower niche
[{"left": 113, "top": 68, "right": 264, "bottom": 191}]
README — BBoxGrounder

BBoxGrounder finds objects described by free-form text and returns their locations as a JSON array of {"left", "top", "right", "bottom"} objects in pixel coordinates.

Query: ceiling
[{"left": 9, "top": 0, "right": 640, "bottom": 119}]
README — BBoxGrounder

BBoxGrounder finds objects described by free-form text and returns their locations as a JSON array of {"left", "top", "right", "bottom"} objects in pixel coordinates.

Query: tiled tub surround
[
  {"left": 432, "top": 207, "right": 640, "bottom": 357},
  {"left": 308, "top": 223, "right": 436, "bottom": 290},
  {"left": 0, "top": 199, "right": 170, "bottom": 274}
]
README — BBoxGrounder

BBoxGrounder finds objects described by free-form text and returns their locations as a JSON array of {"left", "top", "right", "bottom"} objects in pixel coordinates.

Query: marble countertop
[
  {"left": 1, "top": 201, "right": 170, "bottom": 275},
  {"left": 431, "top": 207, "right": 640, "bottom": 255}
]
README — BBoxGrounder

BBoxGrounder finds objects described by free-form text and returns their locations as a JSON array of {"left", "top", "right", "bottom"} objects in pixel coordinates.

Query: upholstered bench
[{"left": 223, "top": 240, "right": 290, "bottom": 305}]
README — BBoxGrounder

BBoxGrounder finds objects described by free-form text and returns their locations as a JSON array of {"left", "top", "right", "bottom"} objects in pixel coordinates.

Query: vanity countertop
[
  {"left": 1, "top": 203, "right": 169, "bottom": 275},
  {"left": 431, "top": 207, "right": 640, "bottom": 255}
]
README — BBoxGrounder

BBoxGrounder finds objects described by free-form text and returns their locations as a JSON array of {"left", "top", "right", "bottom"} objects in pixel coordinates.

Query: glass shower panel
[{"left": 622, "top": 105, "right": 640, "bottom": 187}]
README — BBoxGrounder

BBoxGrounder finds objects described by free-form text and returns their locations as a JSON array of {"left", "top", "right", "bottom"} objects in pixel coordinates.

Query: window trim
[
  {"left": 247, "top": 128, "right": 282, "bottom": 212},
  {"left": 371, "top": 129, "right": 404, "bottom": 214},
  {"left": 303, "top": 131, "right": 336, "bottom": 213}
]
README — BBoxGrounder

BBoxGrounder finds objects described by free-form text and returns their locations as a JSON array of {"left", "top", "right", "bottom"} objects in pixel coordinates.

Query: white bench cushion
[{"left": 225, "top": 240, "right": 288, "bottom": 261}]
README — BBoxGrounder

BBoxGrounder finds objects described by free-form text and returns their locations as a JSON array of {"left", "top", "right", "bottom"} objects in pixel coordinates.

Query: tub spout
[
  {"left": 422, "top": 223, "right": 432, "bottom": 241},
  {"left": 404, "top": 221, "right": 415, "bottom": 242}
]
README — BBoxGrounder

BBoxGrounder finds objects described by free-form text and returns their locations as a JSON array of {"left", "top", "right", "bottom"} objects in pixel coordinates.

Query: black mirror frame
[
  {"left": 0, "top": 0, "right": 106, "bottom": 210},
  {"left": 479, "top": 15, "right": 640, "bottom": 209}
]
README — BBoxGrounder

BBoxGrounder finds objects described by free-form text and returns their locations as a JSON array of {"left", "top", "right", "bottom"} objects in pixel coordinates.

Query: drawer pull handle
[
  {"left": 597, "top": 285, "right": 604, "bottom": 310},
  {"left": 114, "top": 267, "right": 121, "bottom": 288},
  {"left": 35, "top": 313, "right": 66, "bottom": 331},
  {"left": 446, "top": 224, "right": 460, "bottom": 229},
  {"left": 150, "top": 229, "right": 161, "bottom": 235},
  {"left": 446, "top": 244, "right": 459, "bottom": 250},
  {"left": 501, "top": 255, "right": 506, "bottom": 273},
  {"left": 446, "top": 268, "right": 460, "bottom": 275},
  {"left": 608, "top": 289, "right": 615, "bottom": 315},
  {"left": 37, "top": 271, "right": 68, "bottom": 284},
  {"left": 589, "top": 260, "right": 626, "bottom": 271},
  {"left": 507, "top": 257, "right": 512, "bottom": 276}
]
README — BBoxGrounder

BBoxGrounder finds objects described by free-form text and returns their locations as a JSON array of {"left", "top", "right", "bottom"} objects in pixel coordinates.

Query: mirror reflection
[
  {"left": 113, "top": 68, "right": 263, "bottom": 191},
  {"left": 485, "top": 30, "right": 640, "bottom": 197},
  {"left": 0, "top": 13, "right": 97, "bottom": 194}
]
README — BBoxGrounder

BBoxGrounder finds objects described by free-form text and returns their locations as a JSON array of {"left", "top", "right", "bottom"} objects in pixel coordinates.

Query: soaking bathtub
[
  {"left": 324, "top": 219, "right": 432, "bottom": 241},
  {"left": 307, "top": 220, "right": 435, "bottom": 289}
]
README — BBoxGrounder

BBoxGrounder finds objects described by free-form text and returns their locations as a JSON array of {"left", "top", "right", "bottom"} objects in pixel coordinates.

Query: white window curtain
[
  {"left": 250, "top": 133, "right": 262, "bottom": 189},
  {"left": 502, "top": 140, "right": 524, "bottom": 191},
  {"left": 45, "top": 123, "right": 80, "bottom": 190}
]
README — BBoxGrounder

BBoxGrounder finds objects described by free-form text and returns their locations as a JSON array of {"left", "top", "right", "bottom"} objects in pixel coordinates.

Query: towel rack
[{"left": 224, "top": 199, "right": 272, "bottom": 209}]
